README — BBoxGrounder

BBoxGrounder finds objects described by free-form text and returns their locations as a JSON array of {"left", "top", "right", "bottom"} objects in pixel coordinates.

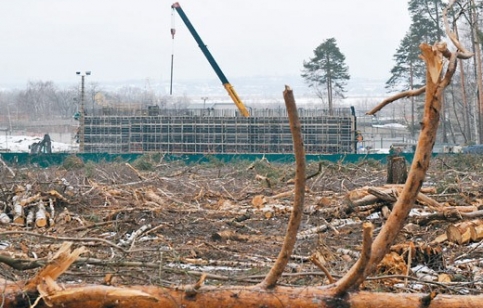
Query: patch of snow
[
  {"left": 372, "top": 148, "right": 390, "bottom": 154},
  {"left": 366, "top": 212, "right": 380, "bottom": 220},
  {"left": 409, "top": 208, "right": 432, "bottom": 217},
  {"left": 394, "top": 283, "right": 425, "bottom": 291},
  {"left": 372, "top": 123, "right": 407, "bottom": 129},
  {"left": 411, "top": 264, "right": 437, "bottom": 281},
  {"left": 167, "top": 263, "right": 245, "bottom": 272},
  {"left": 0, "top": 135, "right": 77, "bottom": 153}
]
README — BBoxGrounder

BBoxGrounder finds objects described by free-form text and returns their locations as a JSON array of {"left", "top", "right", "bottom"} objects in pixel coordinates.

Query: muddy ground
[{"left": 1, "top": 153, "right": 483, "bottom": 295}]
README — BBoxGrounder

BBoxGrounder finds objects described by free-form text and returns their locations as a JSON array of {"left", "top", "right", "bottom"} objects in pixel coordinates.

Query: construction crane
[{"left": 170, "top": 2, "right": 249, "bottom": 117}]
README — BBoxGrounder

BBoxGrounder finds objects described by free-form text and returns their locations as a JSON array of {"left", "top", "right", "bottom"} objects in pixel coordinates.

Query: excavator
[{"left": 170, "top": 2, "right": 249, "bottom": 117}]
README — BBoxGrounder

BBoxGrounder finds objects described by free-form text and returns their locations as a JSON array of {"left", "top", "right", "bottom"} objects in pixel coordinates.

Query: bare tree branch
[
  {"left": 367, "top": 87, "right": 426, "bottom": 116},
  {"left": 443, "top": 0, "right": 473, "bottom": 59},
  {"left": 333, "top": 222, "right": 374, "bottom": 295},
  {"left": 258, "top": 85, "right": 306, "bottom": 289}
]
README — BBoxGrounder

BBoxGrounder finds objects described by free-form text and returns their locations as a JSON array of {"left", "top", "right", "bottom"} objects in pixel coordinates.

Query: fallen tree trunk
[
  {"left": 346, "top": 186, "right": 444, "bottom": 212},
  {"left": 2, "top": 241, "right": 478, "bottom": 308},
  {"left": 2, "top": 281, "right": 483, "bottom": 308}
]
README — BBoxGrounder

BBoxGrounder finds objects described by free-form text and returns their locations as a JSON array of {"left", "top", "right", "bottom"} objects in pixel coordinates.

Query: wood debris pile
[
  {"left": 0, "top": 184, "right": 70, "bottom": 228},
  {"left": 1, "top": 154, "right": 483, "bottom": 296}
]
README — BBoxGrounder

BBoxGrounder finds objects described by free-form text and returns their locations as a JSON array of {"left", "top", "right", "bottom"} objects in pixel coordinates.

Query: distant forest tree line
[
  {"left": 0, "top": 81, "right": 175, "bottom": 122},
  {"left": 302, "top": 0, "right": 483, "bottom": 145}
]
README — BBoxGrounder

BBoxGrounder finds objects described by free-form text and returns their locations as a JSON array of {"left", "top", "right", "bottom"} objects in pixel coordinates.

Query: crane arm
[{"left": 171, "top": 2, "right": 249, "bottom": 117}]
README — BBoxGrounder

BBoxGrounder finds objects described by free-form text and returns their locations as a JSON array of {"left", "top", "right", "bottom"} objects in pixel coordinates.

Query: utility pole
[
  {"left": 201, "top": 97, "right": 208, "bottom": 110},
  {"left": 76, "top": 71, "right": 91, "bottom": 152}
]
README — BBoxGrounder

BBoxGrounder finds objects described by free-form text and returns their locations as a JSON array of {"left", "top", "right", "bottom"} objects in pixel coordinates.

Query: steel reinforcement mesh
[{"left": 83, "top": 108, "right": 356, "bottom": 154}]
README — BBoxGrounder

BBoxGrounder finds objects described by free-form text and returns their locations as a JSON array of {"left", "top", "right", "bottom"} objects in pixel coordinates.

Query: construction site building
[{"left": 83, "top": 107, "right": 357, "bottom": 154}]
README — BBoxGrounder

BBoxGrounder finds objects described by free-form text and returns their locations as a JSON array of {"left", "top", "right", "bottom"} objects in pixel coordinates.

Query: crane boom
[{"left": 171, "top": 2, "right": 249, "bottom": 117}]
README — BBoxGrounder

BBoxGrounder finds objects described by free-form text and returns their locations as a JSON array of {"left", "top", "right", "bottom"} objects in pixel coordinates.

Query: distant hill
[
  {"left": 163, "top": 75, "right": 389, "bottom": 98},
  {"left": 1, "top": 75, "right": 390, "bottom": 99}
]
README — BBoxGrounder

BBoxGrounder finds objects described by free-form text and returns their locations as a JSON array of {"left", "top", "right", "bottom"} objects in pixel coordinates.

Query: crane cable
[{"left": 169, "top": 8, "right": 176, "bottom": 95}]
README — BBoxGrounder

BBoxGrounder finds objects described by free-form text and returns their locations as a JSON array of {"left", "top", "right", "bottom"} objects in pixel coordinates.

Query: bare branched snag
[
  {"left": 258, "top": 85, "right": 306, "bottom": 289},
  {"left": 334, "top": 0, "right": 474, "bottom": 295}
]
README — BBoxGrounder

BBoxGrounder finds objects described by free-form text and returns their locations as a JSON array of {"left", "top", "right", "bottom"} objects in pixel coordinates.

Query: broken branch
[{"left": 258, "top": 85, "right": 306, "bottom": 289}]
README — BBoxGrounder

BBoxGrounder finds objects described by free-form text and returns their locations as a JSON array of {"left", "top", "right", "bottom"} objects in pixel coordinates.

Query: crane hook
[{"left": 171, "top": 7, "right": 176, "bottom": 39}]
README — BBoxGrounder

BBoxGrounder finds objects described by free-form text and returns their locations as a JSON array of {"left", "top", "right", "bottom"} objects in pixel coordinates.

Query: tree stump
[{"left": 387, "top": 155, "right": 408, "bottom": 184}]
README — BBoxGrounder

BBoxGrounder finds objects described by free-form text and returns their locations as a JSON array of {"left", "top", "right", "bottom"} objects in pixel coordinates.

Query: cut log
[
  {"left": 35, "top": 202, "right": 48, "bottom": 228},
  {"left": 26, "top": 209, "right": 34, "bottom": 227},
  {"left": 382, "top": 184, "right": 436, "bottom": 194},
  {"left": 144, "top": 190, "right": 165, "bottom": 204},
  {"left": 211, "top": 230, "right": 249, "bottom": 242},
  {"left": 452, "top": 205, "right": 478, "bottom": 213},
  {"left": 414, "top": 191, "right": 444, "bottom": 211},
  {"left": 269, "top": 190, "right": 294, "bottom": 200},
  {"left": 346, "top": 187, "right": 378, "bottom": 207},
  {"left": 251, "top": 195, "right": 266, "bottom": 208},
  {"left": 296, "top": 225, "right": 328, "bottom": 240},
  {"left": 0, "top": 212, "right": 11, "bottom": 224},
  {"left": 470, "top": 223, "right": 483, "bottom": 242},
  {"left": 46, "top": 190, "right": 70, "bottom": 203},
  {"left": 20, "top": 193, "right": 41, "bottom": 206},
  {"left": 430, "top": 233, "right": 448, "bottom": 245},
  {"left": 346, "top": 186, "right": 444, "bottom": 212},
  {"left": 48, "top": 198, "right": 55, "bottom": 226},
  {"left": 446, "top": 220, "right": 482, "bottom": 244},
  {"left": 447, "top": 225, "right": 471, "bottom": 245},
  {"left": 12, "top": 202, "right": 24, "bottom": 225}
]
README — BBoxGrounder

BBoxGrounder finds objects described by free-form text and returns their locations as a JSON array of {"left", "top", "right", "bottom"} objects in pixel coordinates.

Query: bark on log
[
  {"left": 347, "top": 186, "right": 444, "bottom": 212},
  {"left": 346, "top": 190, "right": 379, "bottom": 207},
  {"left": 3, "top": 282, "right": 483, "bottom": 308},
  {"left": 3, "top": 241, "right": 472, "bottom": 308},
  {"left": 455, "top": 206, "right": 479, "bottom": 213},
  {"left": 382, "top": 185, "right": 436, "bottom": 194},
  {"left": 387, "top": 155, "right": 408, "bottom": 184},
  {"left": 26, "top": 209, "right": 34, "bottom": 227},
  {"left": 430, "top": 233, "right": 448, "bottom": 245},
  {"left": 211, "top": 230, "right": 250, "bottom": 242}
]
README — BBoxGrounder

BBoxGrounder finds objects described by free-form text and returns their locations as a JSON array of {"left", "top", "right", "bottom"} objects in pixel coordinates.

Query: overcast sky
[{"left": 0, "top": 1, "right": 410, "bottom": 88}]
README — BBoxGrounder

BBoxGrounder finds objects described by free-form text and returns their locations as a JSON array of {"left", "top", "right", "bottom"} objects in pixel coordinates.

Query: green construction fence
[{"left": 0, "top": 152, "right": 423, "bottom": 168}]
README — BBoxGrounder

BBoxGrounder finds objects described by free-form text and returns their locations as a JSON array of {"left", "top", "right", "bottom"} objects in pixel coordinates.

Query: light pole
[
  {"left": 201, "top": 96, "right": 208, "bottom": 110},
  {"left": 76, "top": 71, "right": 91, "bottom": 152}
]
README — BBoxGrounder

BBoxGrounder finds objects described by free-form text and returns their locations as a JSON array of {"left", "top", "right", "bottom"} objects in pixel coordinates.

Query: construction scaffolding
[{"left": 83, "top": 107, "right": 357, "bottom": 154}]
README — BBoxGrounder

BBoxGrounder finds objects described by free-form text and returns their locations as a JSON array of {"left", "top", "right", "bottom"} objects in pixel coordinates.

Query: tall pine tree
[
  {"left": 301, "top": 38, "right": 350, "bottom": 114},
  {"left": 387, "top": 0, "right": 444, "bottom": 91},
  {"left": 386, "top": 0, "right": 444, "bottom": 136}
]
